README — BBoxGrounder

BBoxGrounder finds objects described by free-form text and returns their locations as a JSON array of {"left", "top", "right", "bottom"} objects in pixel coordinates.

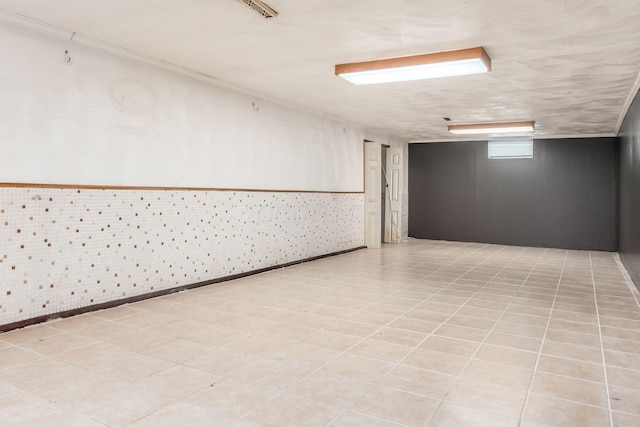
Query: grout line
[
  {"left": 517, "top": 249, "right": 568, "bottom": 426},
  {"left": 590, "top": 251, "right": 615, "bottom": 427}
]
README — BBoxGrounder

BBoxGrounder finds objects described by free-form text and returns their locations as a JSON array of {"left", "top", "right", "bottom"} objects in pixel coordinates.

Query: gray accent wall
[
  {"left": 409, "top": 138, "right": 618, "bottom": 251},
  {"left": 619, "top": 90, "right": 640, "bottom": 290}
]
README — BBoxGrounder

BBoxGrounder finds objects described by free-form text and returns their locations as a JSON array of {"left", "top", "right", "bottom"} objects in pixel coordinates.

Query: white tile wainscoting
[{"left": 0, "top": 186, "right": 364, "bottom": 328}]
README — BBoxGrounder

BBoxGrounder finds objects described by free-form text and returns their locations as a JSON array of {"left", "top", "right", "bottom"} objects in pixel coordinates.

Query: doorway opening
[{"left": 364, "top": 140, "right": 403, "bottom": 248}]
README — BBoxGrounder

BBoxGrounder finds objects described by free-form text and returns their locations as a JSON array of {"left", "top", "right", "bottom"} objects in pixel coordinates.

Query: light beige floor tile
[
  {"left": 325, "top": 320, "right": 382, "bottom": 338},
  {"left": 474, "top": 344, "right": 538, "bottom": 369},
  {"left": 0, "top": 382, "right": 18, "bottom": 398},
  {"left": 184, "top": 347, "right": 261, "bottom": 376},
  {"left": 445, "top": 314, "right": 497, "bottom": 330},
  {"left": 0, "top": 346, "right": 40, "bottom": 369},
  {"left": 352, "top": 384, "right": 439, "bottom": 426},
  {"left": 330, "top": 411, "right": 404, "bottom": 427},
  {"left": 605, "top": 349, "right": 640, "bottom": 369},
  {"left": 72, "top": 320, "right": 140, "bottom": 340},
  {"left": 545, "top": 328, "right": 602, "bottom": 348},
  {"left": 379, "top": 364, "right": 457, "bottom": 399},
  {"left": 240, "top": 393, "right": 342, "bottom": 427},
  {"left": 548, "top": 318, "right": 600, "bottom": 335},
  {"left": 16, "top": 332, "right": 95, "bottom": 356},
  {"left": 141, "top": 338, "right": 214, "bottom": 363},
  {"left": 388, "top": 317, "right": 441, "bottom": 334},
  {"left": 521, "top": 393, "right": 610, "bottom": 427},
  {"left": 279, "top": 342, "right": 341, "bottom": 368},
  {"left": 403, "top": 308, "right": 451, "bottom": 323},
  {"left": 402, "top": 348, "right": 470, "bottom": 376},
  {"left": 322, "top": 353, "right": 394, "bottom": 381},
  {"left": 0, "top": 391, "right": 58, "bottom": 427},
  {"left": 484, "top": 331, "right": 542, "bottom": 352},
  {"left": 135, "top": 365, "right": 223, "bottom": 399},
  {"left": 53, "top": 342, "right": 134, "bottom": 369},
  {"left": 492, "top": 321, "right": 547, "bottom": 339},
  {"left": 231, "top": 358, "right": 315, "bottom": 390},
  {"left": 609, "top": 385, "right": 640, "bottom": 416},
  {"left": 181, "top": 324, "right": 249, "bottom": 346},
  {"left": 458, "top": 306, "right": 504, "bottom": 320},
  {"left": 418, "top": 335, "right": 480, "bottom": 357},
  {"left": 0, "top": 325, "right": 62, "bottom": 345},
  {"left": 612, "top": 411, "right": 640, "bottom": 427},
  {"left": 78, "top": 384, "right": 175, "bottom": 426},
  {"left": 369, "top": 327, "right": 427, "bottom": 347},
  {"left": 298, "top": 330, "right": 362, "bottom": 352},
  {"left": 461, "top": 359, "right": 533, "bottom": 390},
  {"left": 186, "top": 378, "right": 279, "bottom": 419},
  {"left": 106, "top": 329, "right": 174, "bottom": 352},
  {"left": 537, "top": 354, "right": 605, "bottom": 383},
  {"left": 92, "top": 304, "right": 142, "bottom": 320},
  {"left": 347, "top": 310, "right": 398, "bottom": 326},
  {"left": 129, "top": 402, "right": 235, "bottom": 427},
  {"left": 601, "top": 325, "right": 640, "bottom": 342},
  {"left": 603, "top": 336, "right": 640, "bottom": 355},
  {"left": 92, "top": 352, "right": 174, "bottom": 381},
  {"left": 541, "top": 340, "right": 604, "bottom": 364},
  {"left": 224, "top": 333, "right": 298, "bottom": 358},
  {"left": 432, "top": 324, "right": 490, "bottom": 342},
  {"left": 28, "top": 410, "right": 107, "bottom": 427},
  {"left": 530, "top": 372, "right": 608, "bottom": 407},
  {"left": 46, "top": 314, "right": 106, "bottom": 331},
  {"left": 606, "top": 365, "right": 640, "bottom": 390},
  {"left": 445, "top": 377, "right": 527, "bottom": 418},
  {"left": 427, "top": 401, "right": 518, "bottom": 427},
  {"left": 288, "top": 371, "right": 369, "bottom": 409},
  {"left": 348, "top": 339, "right": 413, "bottom": 363}
]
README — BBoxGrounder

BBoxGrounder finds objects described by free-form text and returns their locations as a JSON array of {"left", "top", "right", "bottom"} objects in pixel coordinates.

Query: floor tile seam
[
  {"left": 422, "top": 247, "right": 549, "bottom": 426},
  {"left": 517, "top": 249, "right": 568, "bottom": 426},
  {"left": 589, "top": 252, "right": 615, "bottom": 427}
]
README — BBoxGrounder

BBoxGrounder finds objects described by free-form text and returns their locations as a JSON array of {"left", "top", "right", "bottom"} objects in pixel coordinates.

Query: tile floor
[{"left": 1, "top": 239, "right": 640, "bottom": 426}]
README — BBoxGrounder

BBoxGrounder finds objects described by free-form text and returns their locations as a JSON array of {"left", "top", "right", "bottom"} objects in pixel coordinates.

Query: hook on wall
[{"left": 64, "top": 50, "right": 72, "bottom": 65}]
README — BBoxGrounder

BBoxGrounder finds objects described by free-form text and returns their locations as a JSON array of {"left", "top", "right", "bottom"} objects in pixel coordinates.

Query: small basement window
[{"left": 488, "top": 139, "right": 533, "bottom": 159}]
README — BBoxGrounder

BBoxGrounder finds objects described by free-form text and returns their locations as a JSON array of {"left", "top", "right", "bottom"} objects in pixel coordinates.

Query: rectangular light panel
[
  {"left": 448, "top": 121, "right": 535, "bottom": 135},
  {"left": 335, "top": 47, "right": 491, "bottom": 85}
]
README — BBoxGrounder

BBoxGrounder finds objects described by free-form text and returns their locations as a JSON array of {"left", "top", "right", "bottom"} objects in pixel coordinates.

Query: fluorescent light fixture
[
  {"left": 448, "top": 121, "right": 535, "bottom": 135},
  {"left": 335, "top": 47, "right": 491, "bottom": 85}
]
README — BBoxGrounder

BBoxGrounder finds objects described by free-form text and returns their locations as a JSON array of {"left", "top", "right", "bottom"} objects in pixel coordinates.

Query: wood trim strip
[
  {"left": 335, "top": 47, "right": 491, "bottom": 75},
  {"left": 0, "top": 246, "right": 366, "bottom": 332},
  {"left": 0, "top": 182, "right": 363, "bottom": 194}
]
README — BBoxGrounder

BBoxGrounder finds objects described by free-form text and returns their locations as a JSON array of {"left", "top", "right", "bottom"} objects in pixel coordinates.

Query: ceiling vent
[{"left": 236, "top": 0, "right": 278, "bottom": 18}]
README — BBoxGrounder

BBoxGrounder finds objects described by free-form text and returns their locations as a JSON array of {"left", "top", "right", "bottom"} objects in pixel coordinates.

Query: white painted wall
[{"left": 0, "top": 19, "right": 363, "bottom": 192}]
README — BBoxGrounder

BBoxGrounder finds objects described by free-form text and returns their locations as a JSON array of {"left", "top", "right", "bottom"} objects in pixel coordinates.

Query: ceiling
[{"left": 1, "top": 0, "right": 640, "bottom": 142}]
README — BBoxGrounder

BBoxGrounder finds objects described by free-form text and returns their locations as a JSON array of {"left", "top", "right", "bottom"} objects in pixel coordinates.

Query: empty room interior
[{"left": 2, "top": 1, "right": 640, "bottom": 426}]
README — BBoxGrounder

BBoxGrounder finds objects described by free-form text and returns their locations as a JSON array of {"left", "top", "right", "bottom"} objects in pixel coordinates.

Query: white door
[
  {"left": 364, "top": 141, "right": 382, "bottom": 248},
  {"left": 384, "top": 147, "right": 403, "bottom": 243}
]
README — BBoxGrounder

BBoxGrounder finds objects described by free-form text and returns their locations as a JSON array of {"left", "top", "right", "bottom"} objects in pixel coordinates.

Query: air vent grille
[{"left": 237, "top": 0, "right": 278, "bottom": 18}]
